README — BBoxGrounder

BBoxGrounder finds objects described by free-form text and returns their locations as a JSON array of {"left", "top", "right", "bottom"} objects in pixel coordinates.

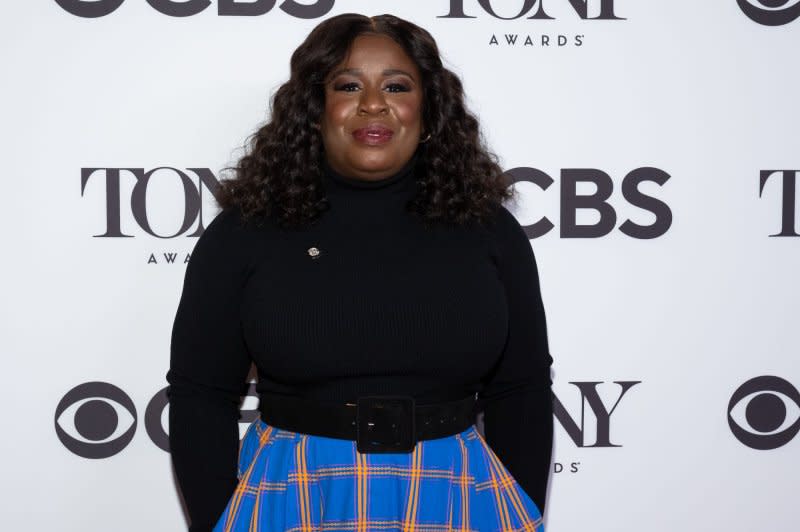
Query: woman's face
[{"left": 320, "top": 33, "right": 424, "bottom": 181}]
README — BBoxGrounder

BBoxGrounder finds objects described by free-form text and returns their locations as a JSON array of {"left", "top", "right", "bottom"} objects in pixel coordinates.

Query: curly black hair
[{"left": 217, "top": 13, "right": 512, "bottom": 229}]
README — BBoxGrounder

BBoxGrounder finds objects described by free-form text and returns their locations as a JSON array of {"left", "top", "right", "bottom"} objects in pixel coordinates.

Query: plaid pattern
[{"left": 213, "top": 419, "right": 544, "bottom": 532}]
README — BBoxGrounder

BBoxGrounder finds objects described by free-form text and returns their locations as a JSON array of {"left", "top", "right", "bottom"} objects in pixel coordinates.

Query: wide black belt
[{"left": 258, "top": 393, "right": 478, "bottom": 454}]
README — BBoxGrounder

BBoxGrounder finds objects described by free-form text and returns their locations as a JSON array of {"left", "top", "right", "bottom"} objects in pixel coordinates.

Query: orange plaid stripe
[
  {"left": 402, "top": 443, "right": 423, "bottom": 531},
  {"left": 295, "top": 435, "right": 312, "bottom": 531},
  {"left": 288, "top": 465, "right": 469, "bottom": 482},
  {"left": 456, "top": 434, "right": 470, "bottom": 531},
  {"left": 223, "top": 425, "right": 274, "bottom": 532},
  {"left": 356, "top": 450, "right": 368, "bottom": 532}
]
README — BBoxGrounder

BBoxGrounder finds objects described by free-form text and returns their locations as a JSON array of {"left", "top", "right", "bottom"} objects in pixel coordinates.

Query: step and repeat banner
[{"left": 2, "top": 1, "right": 798, "bottom": 531}]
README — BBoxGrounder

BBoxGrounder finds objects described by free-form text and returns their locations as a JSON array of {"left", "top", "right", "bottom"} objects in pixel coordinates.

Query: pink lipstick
[{"left": 352, "top": 125, "right": 394, "bottom": 145}]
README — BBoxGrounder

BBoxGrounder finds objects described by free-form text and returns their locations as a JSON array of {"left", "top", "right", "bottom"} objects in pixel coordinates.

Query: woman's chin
[{"left": 345, "top": 157, "right": 408, "bottom": 179}]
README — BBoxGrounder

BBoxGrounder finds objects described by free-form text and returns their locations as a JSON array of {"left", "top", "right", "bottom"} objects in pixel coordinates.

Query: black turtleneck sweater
[{"left": 167, "top": 156, "right": 553, "bottom": 531}]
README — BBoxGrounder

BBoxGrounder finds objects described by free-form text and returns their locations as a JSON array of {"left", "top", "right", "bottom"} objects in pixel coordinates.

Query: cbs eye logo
[
  {"left": 54, "top": 382, "right": 169, "bottom": 459},
  {"left": 737, "top": 0, "right": 800, "bottom": 25},
  {"left": 727, "top": 376, "right": 800, "bottom": 450}
]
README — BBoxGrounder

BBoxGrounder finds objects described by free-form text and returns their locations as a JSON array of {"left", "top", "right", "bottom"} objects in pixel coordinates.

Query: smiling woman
[
  {"left": 167, "top": 12, "right": 554, "bottom": 532},
  {"left": 319, "top": 33, "right": 424, "bottom": 180},
  {"left": 213, "top": 12, "right": 515, "bottom": 229}
]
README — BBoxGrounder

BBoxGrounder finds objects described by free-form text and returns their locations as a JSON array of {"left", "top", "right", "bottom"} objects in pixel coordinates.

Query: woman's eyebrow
[
  {"left": 328, "top": 68, "right": 360, "bottom": 79},
  {"left": 383, "top": 68, "right": 416, "bottom": 81}
]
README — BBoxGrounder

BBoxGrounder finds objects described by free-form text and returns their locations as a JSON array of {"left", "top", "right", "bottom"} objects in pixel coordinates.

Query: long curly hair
[{"left": 217, "top": 13, "right": 512, "bottom": 229}]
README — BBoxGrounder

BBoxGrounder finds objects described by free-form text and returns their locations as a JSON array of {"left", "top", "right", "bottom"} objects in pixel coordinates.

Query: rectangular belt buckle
[{"left": 356, "top": 396, "right": 415, "bottom": 454}]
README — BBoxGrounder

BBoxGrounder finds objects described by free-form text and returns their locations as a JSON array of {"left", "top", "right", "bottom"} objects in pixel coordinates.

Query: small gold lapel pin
[{"left": 307, "top": 246, "right": 321, "bottom": 259}]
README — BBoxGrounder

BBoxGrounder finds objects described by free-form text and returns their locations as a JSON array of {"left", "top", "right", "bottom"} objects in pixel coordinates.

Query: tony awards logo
[{"left": 759, "top": 170, "right": 800, "bottom": 237}]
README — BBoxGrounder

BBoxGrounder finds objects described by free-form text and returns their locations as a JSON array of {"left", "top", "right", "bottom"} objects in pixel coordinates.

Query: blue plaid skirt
[{"left": 212, "top": 419, "right": 544, "bottom": 532}]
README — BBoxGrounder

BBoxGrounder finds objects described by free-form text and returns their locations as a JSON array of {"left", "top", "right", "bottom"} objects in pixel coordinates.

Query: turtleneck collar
[{"left": 322, "top": 152, "right": 419, "bottom": 192}]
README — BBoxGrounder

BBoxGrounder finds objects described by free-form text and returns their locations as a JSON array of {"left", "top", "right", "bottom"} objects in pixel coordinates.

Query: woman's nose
[{"left": 358, "top": 85, "right": 388, "bottom": 115}]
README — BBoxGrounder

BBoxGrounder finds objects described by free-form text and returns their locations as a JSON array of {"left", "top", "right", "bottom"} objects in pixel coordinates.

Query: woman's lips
[{"left": 352, "top": 125, "right": 394, "bottom": 145}]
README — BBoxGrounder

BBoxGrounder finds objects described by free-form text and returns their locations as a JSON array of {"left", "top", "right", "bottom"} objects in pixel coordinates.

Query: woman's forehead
[{"left": 333, "top": 34, "right": 419, "bottom": 77}]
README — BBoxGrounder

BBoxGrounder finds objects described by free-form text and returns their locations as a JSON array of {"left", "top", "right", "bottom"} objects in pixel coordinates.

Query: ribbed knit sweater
[{"left": 167, "top": 156, "right": 554, "bottom": 531}]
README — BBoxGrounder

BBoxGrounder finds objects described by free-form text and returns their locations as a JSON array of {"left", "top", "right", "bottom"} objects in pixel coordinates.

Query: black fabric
[
  {"left": 257, "top": 392, "right": 477, "bottom": 445},
  {"left": 167, "top": 154, "right": 554, "bottom": 530}
]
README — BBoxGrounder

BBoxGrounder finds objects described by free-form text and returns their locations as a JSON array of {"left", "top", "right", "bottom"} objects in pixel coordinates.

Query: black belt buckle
[{"left": 356, "top": 396, "right": 416, "bottom": 454}]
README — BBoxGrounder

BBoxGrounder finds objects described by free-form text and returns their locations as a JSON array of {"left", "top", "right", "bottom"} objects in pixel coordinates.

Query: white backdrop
[{"left": 2, "top": 1, "right": 798, "bottom": 531}]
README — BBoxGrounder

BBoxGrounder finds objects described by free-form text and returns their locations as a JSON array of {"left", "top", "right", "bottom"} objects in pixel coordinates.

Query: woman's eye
[
  {"left": 385, "top": 83, "right": 410, "bottom": 93},
  {"left": 333, "top": 82, "right": 360, "bottom": 92}
]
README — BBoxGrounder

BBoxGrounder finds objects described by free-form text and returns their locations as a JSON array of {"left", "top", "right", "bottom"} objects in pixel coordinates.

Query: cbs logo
[
  {"left": 55, "top": 0, "right": 334, "bottom": 19},
  {"left": 55, "top": 381, "right": 259, "bottom": 458},
  {"left": 728, "top": 376, "right": 800, "bottom": 450},
  {"left": 737, "top": 0, "right": 800, "bottom": 26},
  {"left": 54, "top": 382, "right": 169, "bottom": 459},
  {"left": 505, "top": 166, "right": 672, "bottom": 239}
]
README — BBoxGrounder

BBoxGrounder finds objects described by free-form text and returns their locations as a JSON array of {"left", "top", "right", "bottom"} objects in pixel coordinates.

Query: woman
[{"left": 168, "top": 13, "right": 553, "bottom": 532}]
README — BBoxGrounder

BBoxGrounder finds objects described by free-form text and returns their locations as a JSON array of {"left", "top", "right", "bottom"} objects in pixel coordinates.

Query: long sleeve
[
  {"left": 167, "top": 207, "right": 253, "bottom": 532},
  {"left": 479, "top": 204, "right": 554, "bottom": 513}
]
